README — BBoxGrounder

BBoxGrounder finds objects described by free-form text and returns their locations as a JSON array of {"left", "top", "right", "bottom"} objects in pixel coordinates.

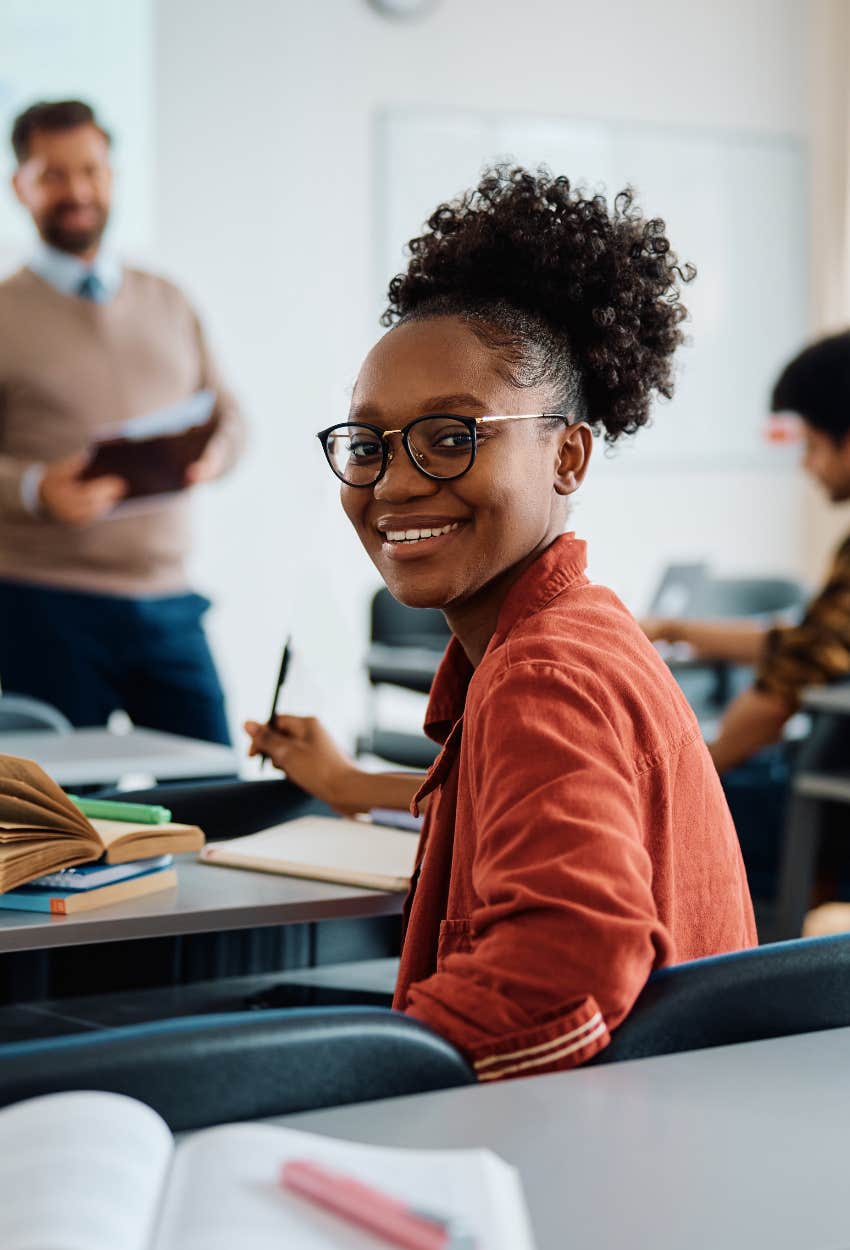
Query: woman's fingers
[
  {"left": 272, "top": 714, "right": 314, "bottom": 739},
  {"left": 243, "top": 720, "right": 290, "bottom": 761}
]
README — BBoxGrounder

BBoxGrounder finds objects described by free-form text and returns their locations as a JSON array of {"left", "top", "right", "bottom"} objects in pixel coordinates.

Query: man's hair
[
  {"left": 11, "top": 100, "right": 110, "bottom": 163},
  {"left": 772, "top": 331, "right": 850, "bottom": 443}
]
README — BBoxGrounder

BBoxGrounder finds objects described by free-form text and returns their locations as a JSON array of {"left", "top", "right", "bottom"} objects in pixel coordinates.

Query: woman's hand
[
  {"left": 244, "top": 715, "right": 426, "bottom": 816},
  {"left": 244, "top": 714, "right": 360, "bottom": 813}
]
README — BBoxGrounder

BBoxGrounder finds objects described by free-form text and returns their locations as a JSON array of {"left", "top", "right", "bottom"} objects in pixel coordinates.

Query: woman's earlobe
[
  {"left": 554, "top": 468, "right": 579, "bottom": 496},
  {"left": 554, "top": 423, "right": 592, "bottom": 495}
]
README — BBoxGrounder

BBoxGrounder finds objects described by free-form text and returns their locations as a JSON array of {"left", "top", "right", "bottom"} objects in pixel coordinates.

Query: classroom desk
[
  {"left": 0, "top": 854, "right": 403, "bottom": 954},
  {"left": 774, "top": 683, "right": 850, "bottom": 938},
  {"left": 0, "top": 726, "right": 239, "bottom": 788},
  {"left": 799, "top": 684, "right": 850, "bottom": 715},
  {"left": 278, "top": 1025, "right": 850, "bottom": 1250}
]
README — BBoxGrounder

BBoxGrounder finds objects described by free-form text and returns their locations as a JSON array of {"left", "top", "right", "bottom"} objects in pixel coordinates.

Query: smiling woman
[{"left": 245, "top": 166, "right": 757, "bottom": 1078}]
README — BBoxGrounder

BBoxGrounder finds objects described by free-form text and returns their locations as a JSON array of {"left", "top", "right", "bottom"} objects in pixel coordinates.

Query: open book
[
  {"left": 0, "top": 755, "right": 204, "bottom": 892},
  {"left": 200, "top": 815, "right": 420, "bottom": 891},
  {"left": 0, "top": 1090, "right": 536, "bottom": 1250}
]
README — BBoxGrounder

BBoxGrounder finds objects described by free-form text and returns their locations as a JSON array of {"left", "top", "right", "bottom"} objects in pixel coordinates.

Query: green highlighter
[{"left": 68, "top": 796, "right": 173, "bottom": 824}]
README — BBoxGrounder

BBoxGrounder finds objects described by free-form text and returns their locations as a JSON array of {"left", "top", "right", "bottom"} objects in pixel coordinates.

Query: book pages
[
  {"left": 0, "top": 1091, "right": 173, "bottom": 1250},
  {"left": 154, "top": 1123, "right": 535, "bottom": 1250}
]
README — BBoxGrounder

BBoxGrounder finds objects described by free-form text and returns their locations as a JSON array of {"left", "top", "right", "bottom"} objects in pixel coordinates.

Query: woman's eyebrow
[
  {"left": 418, "top": 393, "right": 488, "bottom": 413},
  {"left": 348, "top": 393, "right": 488, "bottom": 424}
]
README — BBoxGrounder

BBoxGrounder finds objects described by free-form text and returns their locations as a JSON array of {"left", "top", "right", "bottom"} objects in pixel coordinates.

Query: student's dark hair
[
  {"left": 11, "top": 100, "right": 110, "bottom": 163},
  {"left": 382, "top": 165, "right": 695, "bottom": 443},
  {"left": 771, "top": 332, "right": 850, "bottom": 443}
]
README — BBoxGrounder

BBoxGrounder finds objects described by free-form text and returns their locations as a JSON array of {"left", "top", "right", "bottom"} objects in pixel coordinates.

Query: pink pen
[{"left": 280, "top": 1158, "right": 477, "bottom": 1250}]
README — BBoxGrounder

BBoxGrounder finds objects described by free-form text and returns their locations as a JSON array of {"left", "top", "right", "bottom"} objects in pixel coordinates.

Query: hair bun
[{"left": 383, "top": 166, "right": 695, "bottom": 442}]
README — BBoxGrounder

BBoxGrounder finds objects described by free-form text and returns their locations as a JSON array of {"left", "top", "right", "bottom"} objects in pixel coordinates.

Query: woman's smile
[{"left": 375, "top": 513, "right": 467, "bottom": 559}]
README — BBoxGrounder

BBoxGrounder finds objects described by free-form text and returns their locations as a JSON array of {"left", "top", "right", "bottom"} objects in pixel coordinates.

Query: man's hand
[
  {"left": 640, "top": 617, "right": 676, "bottom": 644},
  {"left": 39, "top": 453, "right": 127, "bottom": 525},
  {"left": 708, "top": 687, "right": 792, "bottom": 774},
  {"left": 244, "top": 714, "right": 360, "bottom": 813},
  {"left": 185, "top": 439, "right": 227, "bottom": 486}
]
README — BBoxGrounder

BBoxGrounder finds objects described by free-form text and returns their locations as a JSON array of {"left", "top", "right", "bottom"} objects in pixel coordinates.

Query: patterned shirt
[{"left": 756, "top": 534, "right": 850, "bottom": 708}]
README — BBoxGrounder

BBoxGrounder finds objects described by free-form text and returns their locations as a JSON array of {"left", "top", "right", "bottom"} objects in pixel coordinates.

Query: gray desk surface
[
  {"left": 278, "top": 1026, "right": 850, "bottom": 1250},
  {"left": 0, "top": 726, "right": 239, "bottom": 786},
  {"left": 801, "top": 684, "right": 850, "bottom": 715},
  {"left": 0, "top": 855, "right": 402, "bottom": 953}
]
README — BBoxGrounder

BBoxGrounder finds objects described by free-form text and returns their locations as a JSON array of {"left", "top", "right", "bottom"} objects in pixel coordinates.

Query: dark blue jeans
[
  {"left": 721, "top": 746, "right": 790, "bottom": 900},
  {"left": 0, "top": 580, "right": 231, "bottom": 744}
]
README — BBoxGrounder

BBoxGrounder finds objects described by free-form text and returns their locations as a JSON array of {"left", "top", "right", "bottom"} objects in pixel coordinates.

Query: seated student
[
  {"left": 643, "top": 331, "right": 850, "bottom": 776},
  {"left": 246, "top": 167, "right": 756, "bottom": 1078}
]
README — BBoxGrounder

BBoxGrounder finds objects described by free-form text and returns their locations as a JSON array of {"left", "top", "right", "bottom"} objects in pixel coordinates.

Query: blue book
[
  {"left": 0, "top": 860, "right": 177, "bottom": 914},
  {"left": 29, "top": 855, "right": 173, "bottom": 890}
]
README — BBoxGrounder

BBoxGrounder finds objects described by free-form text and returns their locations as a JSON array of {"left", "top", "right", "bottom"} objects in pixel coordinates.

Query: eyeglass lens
[{"left": 325, "top": 417, "right": 475, "bottom": 484}]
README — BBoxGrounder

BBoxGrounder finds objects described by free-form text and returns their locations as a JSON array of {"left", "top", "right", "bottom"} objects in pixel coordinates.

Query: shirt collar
[
  {"left": 28, "top": 240, "right": 123, "bottom": 302},
  {"left": 422, "top": 533, "right": 589, "bottom": 743}
]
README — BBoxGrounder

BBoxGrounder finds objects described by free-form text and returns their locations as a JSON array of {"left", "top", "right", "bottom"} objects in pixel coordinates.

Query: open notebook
[
  {"left": 0, "top": 755, "right": 204, "bottom": 892},
  {"left": 200, "top": 815, "right": 420, "bottom": 892},
  {"left": 0, "top": 1090, "right": 536, "bottom": 1250}
]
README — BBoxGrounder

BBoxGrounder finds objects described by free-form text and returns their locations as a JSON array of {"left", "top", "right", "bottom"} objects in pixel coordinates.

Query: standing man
[{"left": 0, "top": 100, "right": 245, "bottom": 743}]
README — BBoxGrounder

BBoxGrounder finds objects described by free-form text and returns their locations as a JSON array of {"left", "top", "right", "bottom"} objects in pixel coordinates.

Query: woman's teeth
[{"left": 385, "top": 522, "right": 459, "bottom": 543}]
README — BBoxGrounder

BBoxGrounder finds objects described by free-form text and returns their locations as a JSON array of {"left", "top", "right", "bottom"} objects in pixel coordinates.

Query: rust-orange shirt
[{"left": 394, "top": 534, "right": 756, "bottom": 1080}]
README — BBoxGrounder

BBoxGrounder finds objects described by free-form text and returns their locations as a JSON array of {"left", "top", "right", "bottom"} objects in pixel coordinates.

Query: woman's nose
[{"left": 373, "top": 439, "right": 438, "bottom": 499}]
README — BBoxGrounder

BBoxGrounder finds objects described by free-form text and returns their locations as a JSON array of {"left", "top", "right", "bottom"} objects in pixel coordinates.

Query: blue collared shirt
[{"left": 28, "top": 240, "right": 123, "bottom": 303}]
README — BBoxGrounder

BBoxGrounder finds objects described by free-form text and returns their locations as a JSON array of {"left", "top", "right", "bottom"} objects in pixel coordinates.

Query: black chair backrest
[
  {"left": 592, "top": 934, "right": 850, "bottom": 1064},
  {"left": 0, "top": 1007, "right": 474, "bottom": 1131},
  {"left": 0, "top": 694, "right": 72, "bottom": 733},
  {"left": 370, "top": 588, "right": 451, "bottom": 651}
]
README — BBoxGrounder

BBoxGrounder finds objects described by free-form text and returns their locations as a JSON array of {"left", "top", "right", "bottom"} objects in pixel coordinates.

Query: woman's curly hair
[{"left": 382, "top": 166, "right": 695, "bottom": 442}]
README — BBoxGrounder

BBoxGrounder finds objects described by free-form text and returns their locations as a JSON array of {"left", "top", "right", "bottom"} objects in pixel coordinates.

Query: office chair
[
  {"left": 356, "top": 587, "right": 450, "bottom": 768},
  {"left": 0, "top": 694, "right": 71, "bottom": 734},
  {"left": 0, "top": 1006, "right": 474, "bottom": 1131},
  {"left": 592, "top": 932, "right": 850, "bottom": 1064}
]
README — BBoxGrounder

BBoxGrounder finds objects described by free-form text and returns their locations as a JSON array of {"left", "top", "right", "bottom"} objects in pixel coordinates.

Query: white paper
[
  {"left": 152, "top": 1123, "right": 536, "bottom": 1250},
  {"left": 0, "top": 1091, "right": 173, "bottom": 1250}
]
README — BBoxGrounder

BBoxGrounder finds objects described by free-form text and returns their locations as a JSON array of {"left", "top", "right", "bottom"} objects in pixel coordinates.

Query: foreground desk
[
  {"left": 0, "top": 854, "right": 402, "bottom": 954},
  {"left": 0, "top": 726, "right": 239, "bottom": 788},
  {"left": 280, "top": 1025, "right": 850, "bottom": 1250}
]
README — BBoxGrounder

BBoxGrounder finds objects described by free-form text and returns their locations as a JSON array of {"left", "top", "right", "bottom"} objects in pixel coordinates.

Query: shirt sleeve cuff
[
  {"left": 469, "top": 996, "right": 610, "bottom": 1081},
  {"left": 20, "top": 463, "right": 46, "bottom": 516}
]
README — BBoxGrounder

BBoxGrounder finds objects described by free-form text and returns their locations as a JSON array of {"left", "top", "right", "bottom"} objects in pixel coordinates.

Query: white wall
[{"left": 153, "top": 0, "right": 811, "bottom": 754}]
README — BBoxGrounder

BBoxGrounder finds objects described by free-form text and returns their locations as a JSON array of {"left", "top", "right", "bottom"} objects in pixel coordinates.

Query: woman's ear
[{"left": 554, "top": 422, "right": 592, "bottom": 496}]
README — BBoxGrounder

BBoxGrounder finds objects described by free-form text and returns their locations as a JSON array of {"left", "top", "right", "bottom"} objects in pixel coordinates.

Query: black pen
[{"left": 259, "top": 635, "right": 292, "bottom": 770}]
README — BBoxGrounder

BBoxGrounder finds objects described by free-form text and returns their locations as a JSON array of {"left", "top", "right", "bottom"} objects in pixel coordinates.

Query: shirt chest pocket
[{"left": 436, "top": 918, "right": 473, "bottom": 970}]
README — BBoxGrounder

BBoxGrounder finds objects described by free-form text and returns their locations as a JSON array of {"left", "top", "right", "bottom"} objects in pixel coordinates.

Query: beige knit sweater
[{"left": 0, "top": 266, "right": 245, "bottom": 596}]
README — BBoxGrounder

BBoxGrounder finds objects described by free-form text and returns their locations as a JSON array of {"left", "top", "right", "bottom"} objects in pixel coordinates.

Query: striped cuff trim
[
  {"left": 474, "top": 1011, "right": 605, "bottom": 1074},
  {"left": 476, "top": 1017, "right": 608, "bottom": 1081}
]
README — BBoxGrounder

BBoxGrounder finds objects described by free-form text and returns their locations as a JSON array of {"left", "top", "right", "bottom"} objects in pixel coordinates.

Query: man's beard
[{"left": 40, "top": 203, "right": 108, "bottom": 255}]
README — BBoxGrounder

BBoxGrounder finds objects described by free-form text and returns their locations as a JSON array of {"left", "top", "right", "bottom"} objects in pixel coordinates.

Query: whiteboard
[
  {"left": 375, "top": 110, "right": 807, "bottom": 472},
  {"left": 0, "top": 0, "right": 154, "bottom": 273}
]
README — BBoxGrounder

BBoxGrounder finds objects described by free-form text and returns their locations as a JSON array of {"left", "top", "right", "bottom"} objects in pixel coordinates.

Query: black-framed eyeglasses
[{"left": 316, "top": 412, "right": 572, "bottom": 488}]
